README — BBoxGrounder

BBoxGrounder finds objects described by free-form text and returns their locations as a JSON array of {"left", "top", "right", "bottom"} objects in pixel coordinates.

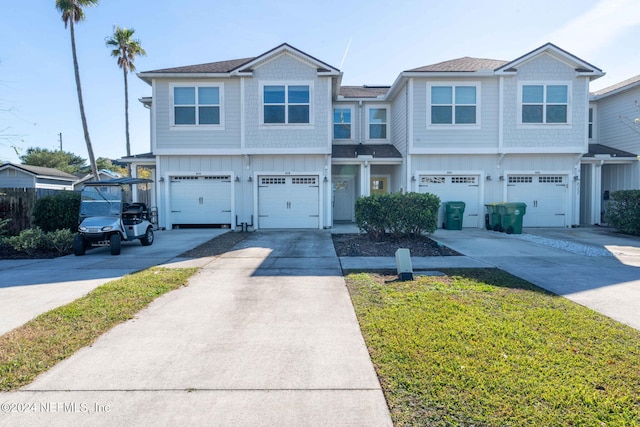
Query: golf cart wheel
[
  {"left": 73, "top": 234, "right": 86, "bottom": 256},
  {"left": 110, "top": 233, "right": 121, "bottom": 255},
  {"left": 140, "top": 227, "right": 154, "bottom": 246}
]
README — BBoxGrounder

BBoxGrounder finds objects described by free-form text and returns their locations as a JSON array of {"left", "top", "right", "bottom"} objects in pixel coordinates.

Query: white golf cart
[{"left": 73, "top": 178, "right": 155, "bottom": 256}]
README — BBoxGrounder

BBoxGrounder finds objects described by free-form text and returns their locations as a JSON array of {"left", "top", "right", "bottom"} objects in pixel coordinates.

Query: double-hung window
[
  {"left": 429, "top": 84, "right": 478, "bottom": 126},
  {"left": 333, "top": 108, "right": 352, "bottom": 139},
  {"left": 263, "top": 84, "right": 310, "bottom": 124},
  {"left": 172, "top": 84, "right": 222, "bottom": 126},
  {"left": 368, "top": 107, "right": 388, "bottom": 139},
  {"left": 520, "top": 83, "right": 569, "bottom": 124}
]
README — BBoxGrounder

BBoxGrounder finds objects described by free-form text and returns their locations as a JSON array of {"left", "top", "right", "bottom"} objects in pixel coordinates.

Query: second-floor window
[
  {"left": 173, "top": 85, "right": 221, "bottom": 126},
  {"left": 521, "top": 84, "right": 569, "bottom": 124},
  {"left": 429, "top": 84, "right": 478, "bottom": 125},
  {"left": 368, "top": 107, "right": 388, "bottom": 139},
  {"left": 589, "top": 107, "right": 594, "bottom": 139},
  {"left": 263, "top": 84, "right": 310, "bottom": 124},
  {"left": 333, "top": 108, "right": 352, "bottom": 139}
]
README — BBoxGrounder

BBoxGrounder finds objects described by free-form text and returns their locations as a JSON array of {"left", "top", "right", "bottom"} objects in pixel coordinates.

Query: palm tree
[
  {"left": 55, "top": 0, "right": 99, "bottom": 181},
  {"left": 106, "top": 26, "right": 146, "bottom": 163}
]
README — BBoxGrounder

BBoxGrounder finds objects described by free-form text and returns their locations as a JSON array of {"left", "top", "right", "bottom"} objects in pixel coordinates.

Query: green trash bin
[
  {"left": 443, "top": 201, "right": 465, "bottom": 230},
  {"left": 484, "top": 203, "right": 503, "bottom": 231},
  {"left": 498, "top": 202, "right": 527, "bottom": 234}
]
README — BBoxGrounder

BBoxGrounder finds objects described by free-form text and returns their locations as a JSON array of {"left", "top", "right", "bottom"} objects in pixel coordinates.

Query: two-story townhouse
[
  {"left": 581, "top": 76, "right": 640, "bottom": 225},
  {"left": 137, "top": 44, "right": 341, "bottom": 230},
  {"left": 132, "top": 42, "right": 605, "bottom": 231}
]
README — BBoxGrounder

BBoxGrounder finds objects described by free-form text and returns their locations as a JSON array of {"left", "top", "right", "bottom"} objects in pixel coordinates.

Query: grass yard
[
  {"left": 346, "top": 269, "right": 640, "bottom": 426},
  {"left": 0, "top": 267, "right": 196, "bottom": 391}
]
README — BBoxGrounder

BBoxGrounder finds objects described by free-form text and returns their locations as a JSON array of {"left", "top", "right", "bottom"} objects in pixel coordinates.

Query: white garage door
[
  {"left": 170, "top": 176, "right": 232, "bottom": 225},
  {"left": 418, "top": 175, "right": 481, "bottom": 228},
  {"left": 507, "top": 175, "right": 567, "bottom": 227},
  {"left": 258, "top": 176, "right": 319, "bottom": 228}
]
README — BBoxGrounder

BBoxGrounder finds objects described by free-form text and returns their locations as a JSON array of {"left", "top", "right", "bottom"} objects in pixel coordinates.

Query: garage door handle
[
  {"left": 171, "top": 210, "right": 181, "bottom": 213},
  {"left": 222, "top": 210, "right": 231, "bottom": 212}
]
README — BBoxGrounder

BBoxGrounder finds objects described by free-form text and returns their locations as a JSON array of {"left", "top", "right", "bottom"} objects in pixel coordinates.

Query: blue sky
[{"left": 2, "top": 0, "right": 640, "bottom": 164}]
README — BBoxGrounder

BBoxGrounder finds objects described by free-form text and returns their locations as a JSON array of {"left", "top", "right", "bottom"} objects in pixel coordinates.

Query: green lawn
[
  {"left": 346, "top": 269, "right": 640, "bottom": 426},
  {"left": 0, "top": 267, "right": 197, "bottom": 391}
]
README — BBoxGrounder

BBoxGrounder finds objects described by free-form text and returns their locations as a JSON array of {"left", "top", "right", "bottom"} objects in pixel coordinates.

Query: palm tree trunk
[
  {"left": 70, "top": 19, "right": 99, "bottom": 181},
  {"left": 123, "top": 65, "right": 131, "bottom": 177}
]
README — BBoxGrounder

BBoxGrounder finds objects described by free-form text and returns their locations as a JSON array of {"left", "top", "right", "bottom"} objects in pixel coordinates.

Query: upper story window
[
  {"left": 333, "top": 108, "right": 352, "bottom": 139},
  {"left": 263, "top": 84, "right": 310, "bottom": 124},
  {"left": 430, "top": 85, "right": 478, "bottom": 125},
  {"left": 588, "top": 107, "right": 594, "bottom": 139},
  {"left": 367, "top": 106, "right": 388, "bottom": 139},
  {"left": 520, "top": 83, "right": 570, "bottom": 124},
  {"left": 172, "top": 84, "right": 222, "bottom": 126}
]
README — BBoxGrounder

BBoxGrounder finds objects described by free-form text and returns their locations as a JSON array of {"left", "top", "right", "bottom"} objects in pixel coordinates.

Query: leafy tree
[
  {"left": 96, "top": 157, "right": 127, "bottom": 175},
  {"left": 55, "top": 0, "right": 100, "bottom": 181},
  {"left": 106, "top": 26, "right": 146, "bottom": 162},
  {"left": 20, "top": 147, "right": 86, "bottom": 174}
]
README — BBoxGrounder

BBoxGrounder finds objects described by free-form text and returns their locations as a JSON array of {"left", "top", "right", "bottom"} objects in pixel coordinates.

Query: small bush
[
  {"left": 356, "top": 192, "right": 440, "bottom": 240},
  {"left": 32, "top": 191, "right": 81, "bottom": 232},
  {"left": 5, "top": 228, "right": 75, "bottom": 256},
  {"left": 607, "top": 190, "right": 640, "bottom": 236},
  {"left": 6, "top": 228, "right": 46, "bottom": 255},
  {"left": 0, "top": 218, "right": 11, "bottom": 237}
]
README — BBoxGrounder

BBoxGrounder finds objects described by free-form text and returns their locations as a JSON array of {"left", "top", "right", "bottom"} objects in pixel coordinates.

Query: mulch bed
[{"left": 331, "top": 233, "right": 460, "bottom": 257}]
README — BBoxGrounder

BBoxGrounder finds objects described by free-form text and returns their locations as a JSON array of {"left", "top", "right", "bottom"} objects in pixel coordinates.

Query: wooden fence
[{"left": 0, "top": 188, "right": 64, "bottom": 235}]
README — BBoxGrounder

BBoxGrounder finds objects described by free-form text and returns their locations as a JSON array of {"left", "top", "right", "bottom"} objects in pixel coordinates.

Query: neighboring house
[
  {"left": 72, "top": 169, "right": 123, "bottom": 191},
  {"left": 134, "top": 42, "right": 612, "bottom": 230},
  {"left": 583, "top": 77, "right": 640, "bottom": 224},
  {"left": 0, "top": 163, "right": 77, "bottom": 191}
]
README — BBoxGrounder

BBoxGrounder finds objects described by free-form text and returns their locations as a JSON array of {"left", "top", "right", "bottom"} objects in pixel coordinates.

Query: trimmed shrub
[
  {"left": 356, "top": 192, "right": 440, "bottom": 240},
  {"left": 606, "top": 190, "right": 640, "bottom": 236},
  {"left": 6, "top": 227, "right": 46, "bottom": 255},
  {"left": 44, "top": 229, "right": 75, "bottom": 254},
  {"left": 32, "top": 191, "right": 81, "bottom": 232}
]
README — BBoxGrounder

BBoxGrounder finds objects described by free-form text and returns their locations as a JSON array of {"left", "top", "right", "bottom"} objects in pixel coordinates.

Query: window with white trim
[
  {"left": 428, "top": 83, "right": 479, "bottom": 126},
  {"left": 520, "top": 83, "right": 570, "bottom": 124},
  {"left": 367, "top": 106, "right": 388, "bottom": 139},
  {"left": 263, "top": 84, "right": 310, "bottom": 124},
  {"left": 333, "top": 107, "right": 352, "bottom": 139},
  {"left": 588, "top": 107, "right": 594, "bottom": 139},
  {"left": 172, "top": 84, "right": 222, "bottom": 126}
]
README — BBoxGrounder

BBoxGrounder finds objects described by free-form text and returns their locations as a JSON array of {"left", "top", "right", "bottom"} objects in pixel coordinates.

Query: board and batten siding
[
  {"left": 243, "top": 53, "right": 331, "bottom": 152},
  {"left": 502, "top": 54, "right": 589, "bottom": 151},
  {"left": 596, "top": 87, "right": 640, "bottom": 155},
  {"left": 153, "top": 78, "right": 242, "bottom": 152},
  {"left": 411, "top": 77, "right": 500, "bottom": 152}
]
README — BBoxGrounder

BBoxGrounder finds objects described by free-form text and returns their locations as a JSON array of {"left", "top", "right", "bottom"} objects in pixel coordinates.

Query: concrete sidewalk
[
  {"left": 3, "top": 231, "right": 392, "bottom": 426},
  {"left": 0, "top": 229, "right": 227, "bottom": 336}
]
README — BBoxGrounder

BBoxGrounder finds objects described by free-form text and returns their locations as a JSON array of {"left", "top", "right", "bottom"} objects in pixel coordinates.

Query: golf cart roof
[{"left": 83, "top": 177, "right": 153, "bottom": 186}]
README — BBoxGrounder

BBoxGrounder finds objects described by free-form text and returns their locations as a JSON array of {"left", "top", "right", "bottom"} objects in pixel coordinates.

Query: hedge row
[
  {"left": 607, "top": 190, "right": 640, "bottom": 236},
  {"left": 355, "top": 192, "right": 440, "bottom": 240}
]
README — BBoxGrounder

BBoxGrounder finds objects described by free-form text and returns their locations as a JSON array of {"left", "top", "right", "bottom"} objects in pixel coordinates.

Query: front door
[{"left": 333, "top": 176, "right": 355, "bottom": 222}]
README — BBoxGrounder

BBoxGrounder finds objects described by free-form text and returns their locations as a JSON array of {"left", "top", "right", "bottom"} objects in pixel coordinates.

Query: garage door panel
[
  {"left": 258, "top": 176, "right": 319, "bottom": 229},
  {"left": 419, "top": 175, "right": 480, "bottom": 228},
  {"left": 170, "top": 176, "right": 232, "bottom": 225},
  {"left": 507, "top": 175, "right": 567, "bottom": 227}
]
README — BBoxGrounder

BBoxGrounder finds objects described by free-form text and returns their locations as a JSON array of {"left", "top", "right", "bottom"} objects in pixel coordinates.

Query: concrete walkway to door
[{"left": 5, "top": 231, "right": 392, "bottom": 427}]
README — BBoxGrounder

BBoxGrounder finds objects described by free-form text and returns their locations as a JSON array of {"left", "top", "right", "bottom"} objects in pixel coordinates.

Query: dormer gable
[{"left": 231, "top": 43, "right": 341, "bottom": 77}]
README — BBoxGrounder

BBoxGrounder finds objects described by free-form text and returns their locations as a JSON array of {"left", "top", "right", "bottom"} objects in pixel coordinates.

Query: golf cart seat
[{"left": 123, "top": 203, "right": 149, "bottom": 224}]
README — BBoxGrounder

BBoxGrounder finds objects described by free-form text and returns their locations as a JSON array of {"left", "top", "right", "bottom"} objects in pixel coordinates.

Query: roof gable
[
  {"left": 495, "top": 43, "right": 604, "bottom": 79},
  {"left": 232, "top": 43, "right": 340, "bottom": 76}
]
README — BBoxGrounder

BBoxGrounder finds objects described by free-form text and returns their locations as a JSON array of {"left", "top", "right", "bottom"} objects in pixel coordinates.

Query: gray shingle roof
[
  {"left": 407, "top": 57, "right": 508, "bottom": 72},
  {"left": 144, "top": 57, "right": 255, "bottom": 74},
  {"left": 1, "top": 163, "right": 77, "bottom": 179},
  {"left": 332, "top": 144, "right": 402, "bottom": 159},
  {"left": 339, "top": 86, "right": 390, "bottom": 98},
  {"left": 593, "top": 74, "right": 640, "bottom": 97},
  {"left": 585, "top": 144, "right": 637, "bottom": 158}
]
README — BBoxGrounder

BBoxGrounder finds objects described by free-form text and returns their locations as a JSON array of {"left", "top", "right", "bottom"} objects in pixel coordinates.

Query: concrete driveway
[
  {"left": 2, "top": 230, "right": 392, "bottom": 427},
  {"left": 0, "top": 229, "right": 227, "bottom": 336},
  {"left": 431, "top": 227, "right": 640, "bottom": 330}
]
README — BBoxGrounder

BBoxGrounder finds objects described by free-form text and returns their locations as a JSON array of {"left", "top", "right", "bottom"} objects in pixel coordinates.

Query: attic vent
[
  {"left": 508, "top": 176, "right": 533, "bottom": 184},
  {"left": 539, "top": 176, "right": 563, "bottom": 183},
  {"left": 8, "top": 169, "right": 16, "bottom": 177},
  {"left": 420, "top": 176, "right": 446, "bottom": 184}
]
